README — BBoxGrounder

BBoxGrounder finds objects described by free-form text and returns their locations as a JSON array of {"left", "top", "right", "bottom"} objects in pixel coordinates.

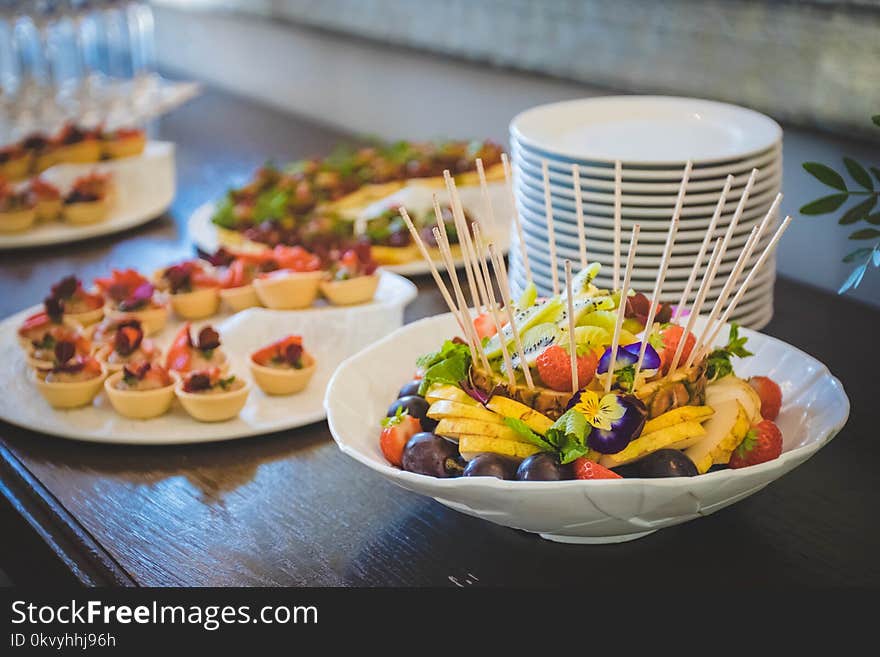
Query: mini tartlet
[
  {"left": 51, "top": 124, "right": 102, "bottom": 165},
  {"left": 63, "top": 172, "right": 113, "bottom": 225},
  {"left": 320, "top": 245, "right": 379, "bottom": 306},
  {"left": 0, "top": 182, "right": 36, "bottom": 233},
  {"left": 21, "top": 133, "right": 54, "bottom": 172},
  {"left": 165, "top": 323, "right": 228, "bottom": 375},
  {"left": 101, "top": 127, "right": 146, "bottom": 159},
  {"left": 17, "top": 297, "right": 83, "bottom": 351},
  {"left": 249, "top": 335, "right": 316, "bottom": 395},
  {"left": 95, "top": 320, "right": 161, "bottom": 372},
  {"left": 175, "top": 368, "right": 249, "bottom": 422},
  {"left": 104, "top": 362, "right": 177, "bottom": 419},
  {"left": 218, "top": 252, "right": 272, "bottom": 312},
  {"left": 0, "top": 144, "right": 31, "bottom": 181},
  {"left": 26, "top": 324, "right": 92, "bottom": 370},
  {"left": 251, "top": 246, "right": 323, "bottom": 309},
  {"left": 155, "top": 260, "right": 221, "bottom": 319},
  {"left": 95, "top": 269, "right": 169, "bottom": 336},
  {"left": 29, "top": 177, "right": 62, "bottom": 221},
  {"left": 33, "top": 343, "right": 107, "bottom": 409},
  {"left": 48, "top": 275, "right": 105, "bottom": 326}
]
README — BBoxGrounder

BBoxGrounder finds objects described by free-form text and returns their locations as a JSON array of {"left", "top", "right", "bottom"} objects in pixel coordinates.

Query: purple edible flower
[{"left": 598, "top": 342, "right": 661, "bottom": 374}]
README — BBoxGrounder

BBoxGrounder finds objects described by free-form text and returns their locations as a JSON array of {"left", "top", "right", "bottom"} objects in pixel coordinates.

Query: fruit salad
[{"left": 379, "top": 263, "right": 784, "bottom": 481}]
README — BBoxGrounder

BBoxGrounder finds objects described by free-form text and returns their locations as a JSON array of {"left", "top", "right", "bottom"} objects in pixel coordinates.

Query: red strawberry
[
  {"left": 379, "top": 410, "right": 422, "bottom": 467},
  {"left": 658, "top": 324, "right": 696, "bottom": 373},
  {"left": 728, "top": 420, "right": 783, "bottom": 469},
  {"left": 473, "top": 312, "right": 498, "bottom": 340},
  {"left": 748, "top": 376, "right": 782, "bottom": 420},
  {"left": 574, "top": 458, "right": 622, "bottom": 480},
  {"left": 535, "top": 345, "right": 598, "bottom": 392}
]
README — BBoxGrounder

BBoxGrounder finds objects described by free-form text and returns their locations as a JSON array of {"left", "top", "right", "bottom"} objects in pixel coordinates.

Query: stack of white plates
[{"left": 508, "top": 96, "right": 783, "bottom": 329}]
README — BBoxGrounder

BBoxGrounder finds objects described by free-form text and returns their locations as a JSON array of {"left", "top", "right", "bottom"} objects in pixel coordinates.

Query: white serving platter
[
  {"left": 0, "top": 141, "right": 176, "bottom": 250},
  {"left": 0, "top": 271, "right": 416, "bottom": 444}
]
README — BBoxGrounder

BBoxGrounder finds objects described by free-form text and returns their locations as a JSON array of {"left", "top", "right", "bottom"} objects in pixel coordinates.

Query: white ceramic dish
[
  {"left": 510, "top": 96, "right": 782, "bottom": 165},
  {"left": 0, "top": 141, "right": 176, "bottom": 250},
  {"left": 0, "top": 271, "right": 416, "bottom": 444},
  {"left": 325, "top": 312, "right": 846, "bottom": 543}
]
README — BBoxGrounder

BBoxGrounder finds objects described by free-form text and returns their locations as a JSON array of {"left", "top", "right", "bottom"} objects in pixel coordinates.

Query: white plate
[
  {"left": 0, "top": 142, "right": 176, "bottom": 250},
  {"left": 325, "top": 312, "right": 846, "bottom": 543},
  {"left": 0, "top": 271, "right": 416, "bottom": 444},
  {"left": 188, "top": 182, "right": 513, "bottom": 277},
  {"left": 512, "top": 137, "right": 781, "bottom": 185},
  {"left": 514, "top": 157, "right": 782, "bottom": 207},
  {"left": 510, "top": 96, "right": 782, "bottom": 165}
]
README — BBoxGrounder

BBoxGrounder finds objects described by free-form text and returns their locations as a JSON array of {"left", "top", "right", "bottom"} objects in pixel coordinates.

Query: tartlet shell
[
  {"left": 33, "top": 362, "right": 107, "bottom": 409},
  {"left": 174, "top": 377, "right": 250, "bottom": 422},
  {"left": 253, "top": 271, "right": 323, "bottom": 310},
  {"left": 320, "top": 274, "right": 379, "bottom": 306},
  {"left": 249, "top": 352, "right": 316, "bottom": 395},
  {"left": 0, "top": 208, "right": 37, "bottom": 233},
  {"left": 220, "top": 284, "right": 261, "bottom": 312},
  {"left": 169, "top": 287, "right": 221, "bottom": 320},
  {"left": 103, "top": 303, "right": 169, "bottom": 337},
  {"left": 63, "top": 198, "right": 110, "bottom": 225},
  {"left": 104, "top": 370, "right": 177, "bottom": 419}
]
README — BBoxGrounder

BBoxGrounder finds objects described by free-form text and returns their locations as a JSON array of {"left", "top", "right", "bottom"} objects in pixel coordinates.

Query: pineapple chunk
[
  {"left": 458, "top": 435, "right": 543, "bottom": 461},
  {"left": 435, "top": 418, "right": 525, "bottom": 443},
  {"left": 485, "top": 395, "right": 554, "bottom": 434},
  {"left": 684, "top": 399, "right": 750, "bottom": 473},
  {"left": 425, "top": 384, "right": 479, "bottom": 406},
  {"left": 643, "top": 405, "right": 714, "bottom": 435},
  {"left": 599, "top": 421, "right": 707, "bottom": 468},
  {"left": 427, "top": 400, "right": 505, "bottom": 424}
]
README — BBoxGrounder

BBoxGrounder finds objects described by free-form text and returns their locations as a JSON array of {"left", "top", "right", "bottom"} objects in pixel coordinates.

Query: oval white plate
[
  {"left": 0, "top": 142, "right": 176, "bottom": 250},
  {"left": 510, "top": 96, "right": 782, "bottom": 165},
  {"left": 0, "top": 271, "right": 416, "bottom": 444},
  {"left": 325, "top": 312, "right": 846, "bottom": 543}
]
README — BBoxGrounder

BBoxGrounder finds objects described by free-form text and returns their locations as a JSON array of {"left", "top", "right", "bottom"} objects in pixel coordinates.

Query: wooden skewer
[
  {"left": 434, "top": 225, "right": 490, "bottom": 371},
  {"left": 565, "top": 260, "right": 579, "bottom": 393},
  {"left": 716, "top": 168, "right": 758, "bottom": 265},
  {"left": 606, "top": 223, "right": 640, "bottom": 394},
  {"left": 501, "top": 153, "right": 532, "bottom": 283},
  {"left": 694, "top": 215, "right": 794, "bottom": 361},
  {"left": 472, "top": 222, "right": 516, "bottom": 387},
  {"left": 613, "top": 161, "right": 622, "bottom": 290},
  {"left": 398, "top": 207, "right": 471, "bottom": 342},
  {"left": 689, "top": 192, "right": 782, "bottom": 363},
  {"left": 572, "top": 164, "right": 587, "bottom": 269},
  {"left": 475, "top": 158, "right": 496, "bottom": 235},
  {"left": 632, "top": 163, "right": 689, "bottom": 381},
  {"left": 666, "top": 238, "right": 724, "bottom": 377},
  {"left": 541, "top": 159, "right": 560, "bottom": 295},
  {"left": 673, "top": 174, "right": 733, "bottom": 321},
  {"left": 443, "top": 170, "right": 485, "bottom": 312},
  {"left": 489, "top": 243, "right": 535, "bottom": 389}
]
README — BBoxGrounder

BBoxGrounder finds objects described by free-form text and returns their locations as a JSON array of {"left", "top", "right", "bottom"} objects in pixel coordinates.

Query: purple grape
[
  {"left": 515, "top": 453, "right": 573, "bottom": 481},
  {"left": 463, "top": 454, "right": 519, "bottom": 480},
  {"left": 387, "top": 395, "right": 436, "bottom": 431},
  {"left": 397, "top": 380, "right": 423, "bottom": 398},
  {"left": 636, "top": 449, "right": 698, "bottom": 478},
  {"left": 402, "top": 433, "right": 460, "bottom": 478}
]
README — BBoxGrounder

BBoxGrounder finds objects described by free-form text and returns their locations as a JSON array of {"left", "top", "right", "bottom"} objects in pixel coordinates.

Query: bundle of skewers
[{"left": 379, "top": 153, "right": 791, "bottom": 481}]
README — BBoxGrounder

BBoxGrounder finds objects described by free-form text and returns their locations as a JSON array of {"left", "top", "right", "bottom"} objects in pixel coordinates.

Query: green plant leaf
[
  {"left": 866, "top": 213, "right": 880, "bottom": 225},
  {"left": 844, "top": 157, "right": 874, "bottom": 190},
  {"left": 799, "top": 194, "right": 849, "bottom": 215},
  {"left": 873, "top": 114, "right": 880, "bottom": 128},
  {"left": 843, "top": 247, "right": 873, "bottom": 263},
  {"left": 838, "top": 196, "right": 878, "bottom": 225},
  {"left": 803, "top": 162, "right": 847, "bottom": 191},
  {"left": 838, "top": 264, "right": 867, "bottom": 294},
  {"left": 850, "top": 228, "right": 880, "bottom": 240}
]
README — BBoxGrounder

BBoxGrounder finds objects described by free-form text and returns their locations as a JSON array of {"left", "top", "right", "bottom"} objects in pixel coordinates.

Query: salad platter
[
  {"left": 0, "top": 253, "right": 416, "bottom": 444},
  {"left": 0, "top": 125, "right": 175, "bottom": 249},
  {"left": 188, "top": 139, "right": 513, "bottom": 275},
  {"left": 325, "top": 155, "right": 849, "bottom": 543}
]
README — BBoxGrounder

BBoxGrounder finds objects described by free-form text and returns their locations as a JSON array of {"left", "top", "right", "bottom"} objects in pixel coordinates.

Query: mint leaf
[
  {"left": 545, "top": 409, "right": 590, "bottom": 464},
  {"left": 705, "top": 323, "right": 751, "bottom": 380},
  {"left": 503, "top": 417, "right": 552, "bottom": 450}
]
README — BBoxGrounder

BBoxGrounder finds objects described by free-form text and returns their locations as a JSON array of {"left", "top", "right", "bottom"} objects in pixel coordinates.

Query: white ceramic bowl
[{"left": 325, "top": 313, "right": 847, "bottom": 544}]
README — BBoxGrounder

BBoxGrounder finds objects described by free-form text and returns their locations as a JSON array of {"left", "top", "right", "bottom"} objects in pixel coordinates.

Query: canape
[
  {"left": 320, "top": 245, "right": 379, "bottom": 305},
  {"left": 29, "top": 177, "right": 62, "bottom": 221},
  {"left": 33, "top": 342, "right": 107, "bottom": 409},
  {"left": 0, "top": 144, "right": 31, "bottom": 181},
  {"left": 51, "top": 123, "right": 102, "bottom": 165},
  {"left": 175, "top": 368, "right": 250, "bottom": 422},
  {"left": 252, "top": 246, "right": 323, "bottom": 309},
  {"left": 17, "top": 297, "right": 83, "bottom": 351},
  {"left": 155, "top": 260, "right": 221, "bottom": 319},
  {"left": 95, "top": 320, "right": 161, "bottom": 372},
  {"left": 249, "top": 335, "right": 316, "bottom": 395},
  {"left": 218, "top": 252, "right": 274, "bottom": 312},
  {"left": 63, "top": 172, "right": 113, "bottom": 225},
  {"left": 47, "top": 275, "right": 105, "bottom": 325},
  {"left": 101, "top": 127, "right": 146, "bottom": 159},
  {"left": 104, "top": 362, "right": 177, "bottom": 419},
  {"left": 165, "top": 323, "right": 228, "bottom": 375},
  {"left": 21, "top": 133, "right": 55, "bottom": 173},
  {"left": 0, "top": 181, "right": 36, "bottom": 233},
  {"left": 26, "top": 324, "right": 91, "bottom": 370},
  {"left": 95, "top": 269, "right": 169, "bottom": 336}
]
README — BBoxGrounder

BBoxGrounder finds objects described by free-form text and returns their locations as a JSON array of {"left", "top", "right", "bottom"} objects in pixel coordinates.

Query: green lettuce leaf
[{"left": 417, "top": 340, "right": 472, "bottom": 395}]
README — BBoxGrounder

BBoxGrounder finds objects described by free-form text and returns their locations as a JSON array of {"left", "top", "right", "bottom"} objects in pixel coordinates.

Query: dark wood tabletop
[{"left": 1, "top": 89, "right": 878, "bottom": 588}]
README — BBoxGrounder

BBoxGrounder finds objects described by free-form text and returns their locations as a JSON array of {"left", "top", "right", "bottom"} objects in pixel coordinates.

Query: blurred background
[{"left": 1, "top": 0, "right": 878, "bottom": 304}]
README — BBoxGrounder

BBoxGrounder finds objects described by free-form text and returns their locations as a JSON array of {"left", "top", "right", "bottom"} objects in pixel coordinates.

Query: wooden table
[{"left": 1, "top": 89, "right": 878, "bottom": 587}]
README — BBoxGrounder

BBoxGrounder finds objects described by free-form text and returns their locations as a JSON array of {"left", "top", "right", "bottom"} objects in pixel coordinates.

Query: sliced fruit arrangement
[{"left": 378, "top": 260, "right": 786, "bottom": 481}]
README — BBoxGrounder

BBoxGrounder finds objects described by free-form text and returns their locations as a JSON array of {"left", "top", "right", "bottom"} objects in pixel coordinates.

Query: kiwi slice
[
  {"left": 505, "top": 322, "right": 559, "bottom": 372},
  {"left": 484, "top": 296, "right": 563, "bottom": 359},
  {"left": 561, "top": 262, "right": 601, "bottom": 299},
  {"left": 556, "top": 296, "right": 614, "bottom": 328},
  {"left": 517, "top": 281, "right": 538, "bottom": 310}
]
